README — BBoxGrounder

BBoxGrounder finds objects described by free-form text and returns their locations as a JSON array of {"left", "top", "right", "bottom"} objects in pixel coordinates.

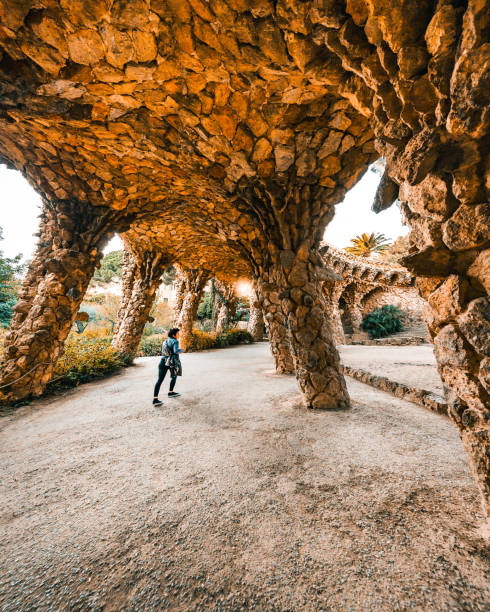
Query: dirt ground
[
  {"left": 339, "top": 344, "right": 444, "bottom": 395},
  {"left": 0, "top": 343, "right": 488, "bottom": 611}
]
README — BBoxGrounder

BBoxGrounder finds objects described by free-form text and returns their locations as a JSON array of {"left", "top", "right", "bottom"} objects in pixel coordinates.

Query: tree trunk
[
  {"left": 0, "top": 200, "right": 123, "bottom": 401},
  {"left": 259, "top": 247, "right": 350, "bottom": 409},
  {"left": 248, "top": 288, "right": 264, "bottom": 341},
  {"left": 177, "top": 268, "right": 210, "bottom": 350},
  {"left": 111, "top": 248, "right": 167, "bottom": 359}
]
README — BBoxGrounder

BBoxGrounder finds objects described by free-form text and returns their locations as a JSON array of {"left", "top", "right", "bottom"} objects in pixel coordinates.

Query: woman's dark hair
[{"left": 168, "top": 328, "right": 179, "bottom": 338}]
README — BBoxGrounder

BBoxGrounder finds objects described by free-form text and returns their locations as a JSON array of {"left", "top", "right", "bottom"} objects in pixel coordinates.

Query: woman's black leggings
[{"left": 154, "top": 358, "right": 177, "bottom": 396}]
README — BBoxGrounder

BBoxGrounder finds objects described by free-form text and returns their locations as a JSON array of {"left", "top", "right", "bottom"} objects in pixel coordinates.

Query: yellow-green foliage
[
  {"left": 187, "top": 330, "right": 218, "bottom": 352},
  {"left": 139, "top": 334, "right": 164, "bottom": 356},
  {"left": 187, "top": 328, "right": 254, "bottom": 352},
  {"left": 138, "top": 329, "right": 254, "bottom": 356},
  {"left": 83, "top": 324, "right": 113, "bottom": 339},
  {"left": 49, "top": 333, "right": 126, "bottom": 390}
]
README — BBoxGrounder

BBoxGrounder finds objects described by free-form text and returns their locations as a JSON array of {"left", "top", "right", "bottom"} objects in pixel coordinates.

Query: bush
[
  {"left": 197, "top": 318, "right": 215, "bottom": 332},
  {"left": 47, "top": 333, "right": 125, "bottom": 390},
  {"left": 83, "top": 324, "right": 113, "bottom": 339},
  {"left": 139, "top": 334, "right": 164, "bottom": 356},
  {"left": 186, "top": 328, "right": 254, "bottom": 352},
  {"left": 217, "top": 328, "right": 254, "bottom": 347},
  {"left": 85, "top": 293, "right": 106, "bottom": 304},
  {"left": 187, "top": 330, "right": 218, "bottom": 352},
  {"left": 361, "top": 305, "right": 404, "bottom": 339},
  {"left": 142, "top": 322, "right": 165, "bottom": 337}
]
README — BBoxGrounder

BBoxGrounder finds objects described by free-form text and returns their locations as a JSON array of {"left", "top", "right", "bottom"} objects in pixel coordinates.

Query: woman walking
[{"left": 153, "top": 327, "right": 183, "bottom": 406}]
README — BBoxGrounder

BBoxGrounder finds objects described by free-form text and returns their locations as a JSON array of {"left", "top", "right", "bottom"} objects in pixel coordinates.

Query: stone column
[
  {"left": 177, "top": 268, "right": 210, "bottom": 350},
  {"left": 0, "top": 199, "right": 125, "bottom": 401},
  {"left": 255, "top": 279, "right": 295, "bottom": 374},
  {"left": 324, "top": 283, "right": 346, "bottom": 345},
  {"left": 258, "top": 247, "right": 350, "bottom": 409},
  {"left": 111, "top": 247, "right": 167, "bottom": 359},
  {"left": 214, "top": 281, "right": 237, "bottom": 333},
  {"left": 215, "top": 301, "right": 228, "bottom": 333},
  {"left": 172, "top": 267, "right": 185, "bottom": 324},
  {"left": 341, "top": 287, "right": 363, "bottom": 334},
  {"left": 247, "top": 287, "right": 264, "bottom": 342},
  {"left": 399, "top": 171, "right": 490, "bottom": 533}
]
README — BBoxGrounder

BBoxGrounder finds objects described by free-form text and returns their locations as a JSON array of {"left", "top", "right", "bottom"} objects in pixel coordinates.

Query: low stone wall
[
  {"left": 350, "top": 336, "right": 429, "bottom": 346},
  {"left": 361, "top": 286, "right": 425, "bottom": 318},
  {"left": 341, "top": 365, "right": 447, "bottom": 416}
]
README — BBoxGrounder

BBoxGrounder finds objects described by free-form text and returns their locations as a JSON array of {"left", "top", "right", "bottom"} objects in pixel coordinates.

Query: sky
[{"left": 0, "top": 163, "right": 406, "bottom": 263}]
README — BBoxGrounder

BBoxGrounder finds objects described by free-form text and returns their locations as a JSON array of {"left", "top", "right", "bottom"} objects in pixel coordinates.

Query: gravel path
[
  {"left": 339, "top": 344, "right": 444, "bottom": 395},
  {"left": 0, "top": 343, "right": 488, "bottom": 611}
]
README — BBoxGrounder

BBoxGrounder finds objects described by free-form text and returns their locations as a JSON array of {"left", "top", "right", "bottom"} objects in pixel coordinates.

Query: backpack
[
  {"left": 162, "top": 339, "right": 182, "bottom": 376},
  {"left": 162, "top": 339, "right": 173, "bottom": 358}
]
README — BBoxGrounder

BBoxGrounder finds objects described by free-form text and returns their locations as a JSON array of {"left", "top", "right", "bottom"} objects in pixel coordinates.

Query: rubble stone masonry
[{"left": 0, "top": 0, "right": 488, "bottom": 529}]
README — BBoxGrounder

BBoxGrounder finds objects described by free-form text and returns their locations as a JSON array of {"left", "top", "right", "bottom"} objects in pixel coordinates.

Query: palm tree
[{"left": 345, "top": 232, "right": 391, "bottom": 258}]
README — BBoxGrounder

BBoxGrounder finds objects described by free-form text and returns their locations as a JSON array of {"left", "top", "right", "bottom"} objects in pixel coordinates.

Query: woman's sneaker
[
  {"left": 152, "top": 399, "right": 163, "bottom": 406},
  {"left": 168, "top": 392, "right": 181, "bottom": 398}
]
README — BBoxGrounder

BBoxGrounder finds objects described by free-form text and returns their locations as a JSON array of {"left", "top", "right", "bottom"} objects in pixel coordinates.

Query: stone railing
[{"left": 319, "top": 243, "right": 414, "bottom": 288}]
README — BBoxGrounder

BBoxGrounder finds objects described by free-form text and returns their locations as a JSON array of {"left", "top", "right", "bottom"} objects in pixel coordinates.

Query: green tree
[
  {"left": 197, "top": 289, "right": 214, "bottom": 320},
  {"left": 345, "top": 232, "right": 391, "bottom": 258},
  {"left": 93, "top": 250, "right": 123, "bottom": 283},
  {"left": 0, "top": 228, "right": 24, "bottom": 327}
]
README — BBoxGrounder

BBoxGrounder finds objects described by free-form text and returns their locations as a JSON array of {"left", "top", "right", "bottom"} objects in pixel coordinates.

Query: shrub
[
  {"left": 139, "top": 334, "right": 164, "bottom": 356},
  {"left": 361, "top": 305, "right": 404, "bottom": 339},
  {"left": 85, "top": 293, "right": 106, "bottom": 304},
  {"left": 187, "top": 330, "right": 217, "bottom": 352},
  {"left": 222, "top": 328, "right": 254, "bottom": 345},
  {"left": 232, "top": 297, "right": 250, "bottom": 323},
  {"left": 142, "top": 322, "right": 165, "bottom": 337},
  {"left": 47, "top": 333, "right": 125, "bottom": 390},
  {"left": 197, "top": 318, "right": 215, "bottom": 332},
  {"left": 83, "top": 324, "right": 113, "bottom": 339},
  {"left": 186, "top": 328, "right": 254, "bottom": 352}
]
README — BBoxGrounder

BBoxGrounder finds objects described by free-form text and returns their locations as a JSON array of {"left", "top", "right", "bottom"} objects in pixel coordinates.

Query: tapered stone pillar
[
  {"left": 324, "top": 283, "right": 346, "bottom": 345},
  {"left": 215, "top": 301, "right": 228, "bottom": 333},
  {"left": 258, "top": 247, "right": 350, "bottom": 409},
  {"left": 340, "top": 286, "right": 363, "bottom": 335},
  {"left": 398, "top": 171, "right": 490, "bottom": 533},
  {"left": 255, "top": 279, "right": 294, "bottom": 374},
  {"left": 214, "top": 282, "right": 237, "bottom": 333},
  {"left": 177, "top": 268, "right": 210, "bottom": 350},
  {"left": 111, "top": 247, "right": 168, "bottom": 359},
  {"left": 0, "top": 199, "right": 125, "bottom": 401},
  {"left": 247, "top": 288, "right": 264, "bottom": 342},
  {"left": 173, "top": 268, "right": 185, "bottom": 324}
]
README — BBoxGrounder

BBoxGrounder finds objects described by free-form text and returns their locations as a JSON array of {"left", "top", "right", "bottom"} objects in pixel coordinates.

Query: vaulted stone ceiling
[{"left": 0, "top": 0, "right": 376, "bottom": 265}]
